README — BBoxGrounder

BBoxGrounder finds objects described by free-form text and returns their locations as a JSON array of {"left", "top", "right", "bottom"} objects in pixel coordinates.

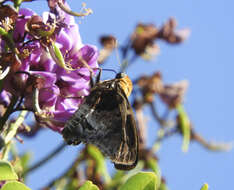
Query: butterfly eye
[{"left": 116, "top": 72, "right": 126, "bottom": 79}]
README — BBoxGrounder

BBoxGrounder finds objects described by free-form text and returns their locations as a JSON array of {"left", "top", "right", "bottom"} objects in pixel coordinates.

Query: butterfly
[{"left": 62, "top": 70, "right": 138, "bottom": 170}]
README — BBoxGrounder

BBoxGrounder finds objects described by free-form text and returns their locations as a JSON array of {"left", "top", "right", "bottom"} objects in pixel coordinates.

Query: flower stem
[
  {"left": 58, "top": 1, "right": 93, "bottom": 17},
  {"left": 4, "top": 111, "right": 27, "bottom": 144},
  {"left": 0, "top": 96, "right": 18, "bottom": 133},
  {"left": 0, "top": 27, "right": 18, "bottom": 54},
  {"left": 1, "top": 111, "right": 27, "bottom": 160},
  {"left": 0, "top": 66, "right": 10, "bottom": 80},
  {"left": 1, "top": 142, "right": 11, "bottom": 160}
]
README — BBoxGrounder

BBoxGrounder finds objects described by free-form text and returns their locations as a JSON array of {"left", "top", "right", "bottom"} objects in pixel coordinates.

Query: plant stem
[
  {"left": 4, "top": 111, "right": 27, "bottom": 144},
  {"left": 149, "top": 102, "right": 175, "bottom": 127},
  {"left": 43, "top": 152, "right": 84, "bottom": 189},
  {"left": 191, "top": 129, "right": 232, "bottom": 151},
  {"left": 22, "top": 142, "right": 67, "bottom": 176},
  {"left": 1, "top": 142, "right": 11, "bottom": 160},
  {"left": 1, "top": 111, "right": 27, "bottom": 160},
  {"left": 0, "top": 96, "right": 18, "bottom": 133}
]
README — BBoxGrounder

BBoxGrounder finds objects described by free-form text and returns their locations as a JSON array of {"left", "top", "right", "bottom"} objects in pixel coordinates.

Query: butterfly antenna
[
  {"left": 114, "top": 40, "right": 122, "bottom": 69},
  {"left": 102, "top": 68, "right": 117, "bottom": 74}
]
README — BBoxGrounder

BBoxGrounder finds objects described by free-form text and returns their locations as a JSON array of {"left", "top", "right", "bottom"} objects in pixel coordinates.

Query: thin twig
[
  {"left": 191, "top": 129, "right": 232, "bottom": 151},
  {"left": 0, "top": 95, "right": 18, "bottom": 132},
  {"left": 12, "top": 107, "right": 34, "bottom": 113},
  {"left": 22, "top": 142, "right": 67, "bottom": 176},
  {"left": 152, "top": 128, "right": 178, "bottom": 152},
  {"left": 4, "top": 111, "right": 27, "bottom": 144},
  {"left": 43, "top": 152, "right": 84, "bottom": 189},
  {"left": 149, "top": 102, "right": 175, "bottom": 128}
]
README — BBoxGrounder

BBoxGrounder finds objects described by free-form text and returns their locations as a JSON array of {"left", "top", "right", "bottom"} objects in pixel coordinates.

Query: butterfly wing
[
  {"left": 62, "top": 80, "right": 124, "bottom": 151},
  {"left": 86, "top": 82, "right": 138, "bottom": 170},
  {"left": 62, "top": 80, "right": 138, "bottom": 170},
  {"left": 113, "top": 86, "right": 138, "bottom": 170}
]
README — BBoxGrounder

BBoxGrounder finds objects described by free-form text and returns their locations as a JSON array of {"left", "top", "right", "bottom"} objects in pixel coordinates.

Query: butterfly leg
[{"left": 95, "top": 68, "right": 102, "bottom": 84}]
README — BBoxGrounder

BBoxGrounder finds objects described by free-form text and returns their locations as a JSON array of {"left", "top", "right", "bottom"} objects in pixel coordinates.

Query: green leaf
[
  {"left": 146, "top": 158, "right": 161, "bottom": 180},
  {"left": 14, "top": 152, "right": 32, "bottom": 179},
  {"left": 176, "top": 104, "right": 191, "bottom": 152},
  {"left": 20, "top": 152, "right": 31, "bottom": 172},
  {"left": 0, "top": 161, "right": 18, "bottom": 180},
  {"left": 119, "top": 172, "right": 159, "bottom": 190},
  {"left": 200, "top": 183, "right": 209, "bottom": 190},
  {"left": 158, "top": 182, "right": 169, "bottom": 190},
  {"left": 78, "top": 181, "right": 99, "bottom": 190},
  {"left": 87, "top": 145, "right": 111, "bottom": 182},
  {"left": 1, "top": 181, "right": 31, "bottom": 190}
]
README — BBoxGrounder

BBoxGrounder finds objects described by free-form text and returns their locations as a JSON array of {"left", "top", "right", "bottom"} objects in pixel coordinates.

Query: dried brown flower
[
  {"left": 159, "top": 80, "right": 189, "bottom": 108},
  {"left": 131, "top": 23, "right": 158, "bottom": 55},
  {"left": 137, "top": 72, "right": 163, "bottom": 103},
  {"left": 26, "top": 15, "right": 56, "bottom": 40},
  {"left": 100, "top": 35, "right": 117, "bottom": 49},
  {"left": 0, "top": 5, "right": 17, "bottom": 25},
  {"left": 157, "top": 17, "right": 190, "bottom": 44},
  {"left": 98, "top": 35, "right": 117, "bottom": 64}
]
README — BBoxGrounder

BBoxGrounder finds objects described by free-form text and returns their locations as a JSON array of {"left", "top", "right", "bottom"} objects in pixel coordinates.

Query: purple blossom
[
  {"left": 0, "top": 181, "right": 6, "bottom": 188},
  {"left": 0, "top": 90, "right": 11, "bottom": 107},
  {"left": 0, "top": 3, "right": 99, "bottom": 132}
]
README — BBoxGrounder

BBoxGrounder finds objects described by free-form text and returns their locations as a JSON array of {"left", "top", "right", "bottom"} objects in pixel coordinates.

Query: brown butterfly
[{"left": 62, "top": 71, "right": 138, "bottom": 170}]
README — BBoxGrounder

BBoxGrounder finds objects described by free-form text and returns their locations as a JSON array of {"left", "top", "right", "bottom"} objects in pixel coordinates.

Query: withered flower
[
  {"left": 98, "top": 35, "right": 117, "bottom": 64},
  {"left": 159, "top": 80, "right": 189, "bottom": 108},
  {"left": 137, "top": 72, "right": 163, "bottom": 103},
  {"left": 0, "top": 5, "right": 17, "bottom": 30},
  {"left": 131, "top": 23, "right": 158, "bottom": 55},
  {"left": 25, "top": 15, "right": 56, "bottom": 40},
  {"left": 157, "top": 17, "right": 190, "bottom": 44},
  {"left": 130, "top": 19, "right": 189, "bottom": 60}
]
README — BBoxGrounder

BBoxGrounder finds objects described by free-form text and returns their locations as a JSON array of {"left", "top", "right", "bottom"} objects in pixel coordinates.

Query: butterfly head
[{"left": 115, "top": 72, "right": 133, "bottom": 97}]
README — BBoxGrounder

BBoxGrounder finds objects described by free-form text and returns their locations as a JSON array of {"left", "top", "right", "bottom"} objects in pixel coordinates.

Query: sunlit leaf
[
  {"left": 1, "top": 181, "right": 31, "bottom": 190},
  {"left": 87, "top": 145, "right": 111, "bottom": 182},
  {"left": 20, "top": 152, "right": 31, "bottom": 172},
  {"left": 78, "top": 181, "right": 99, "bottom": 190},
  {"left": 107, "top": 170, "right": 125, "bottom": 189},
  {"left": 121, "top": 161, "right": 144, "bottom": 182},
  {"left": 0, "top": 161, "right": 18, "bottom": 180},
  {"left": 146, "top": 158, "right": 161, "bottom": 183},
  {"left": 200, "top": 183, "right": 209, "bottom": 190},
  {"left": 119, "top": 172, "right": 159, "bottom": 190},
  {"left": 158, "top": 182, "right": 169, "bottom": 190},
  {"left": 176, "top": 104, "right": 191, "bottom": 152},
  {"left": 108, "top": 162, "right": 144, "bottom": 189}
]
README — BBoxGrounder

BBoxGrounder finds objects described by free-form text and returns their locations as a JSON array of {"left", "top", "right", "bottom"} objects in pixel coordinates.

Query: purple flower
[
  {"left": 0, "top": 90, "right": 11, "bottom": 107},
  {"left": 13, "top": 8, "right": 35, "bottom": 40},
  {"left": 0, "top": 3, "right": 99, "bottom": 132},
  {"left": 0, "top": 181, "right": 6, "bottom": 188}
]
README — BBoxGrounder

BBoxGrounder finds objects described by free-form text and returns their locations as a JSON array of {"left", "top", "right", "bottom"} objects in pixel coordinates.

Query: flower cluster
[
  {"left": 0, "top": 2, "right": 98, "bottom": 132},
  {"left": 131, "top": 18, "right": 190, "bottom": 60}
]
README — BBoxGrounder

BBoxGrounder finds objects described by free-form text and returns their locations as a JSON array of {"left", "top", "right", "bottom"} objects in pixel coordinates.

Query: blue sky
[{"left": 18, "top": 0, "right": 234, "bottom": 189}]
